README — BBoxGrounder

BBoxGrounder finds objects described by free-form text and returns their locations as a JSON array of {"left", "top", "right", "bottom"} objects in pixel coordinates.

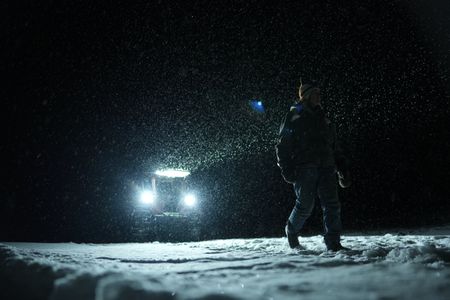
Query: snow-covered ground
[{"left": 1, "top": 226, "right": 450, "bottom": 300}]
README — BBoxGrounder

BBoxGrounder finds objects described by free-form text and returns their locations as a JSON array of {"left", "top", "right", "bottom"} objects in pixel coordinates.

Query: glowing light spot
[
  {"left": 184, "top": 194, "right": 196, "bottom": 207},
  {"left": 140, "top": 190, "right": 155, "bottom": 204},
  {"left": 155, "top": 169, "right": 190, "bottom": 178},
  {"left": 250, "top": 99, "right": 265, "bottom": 113}
]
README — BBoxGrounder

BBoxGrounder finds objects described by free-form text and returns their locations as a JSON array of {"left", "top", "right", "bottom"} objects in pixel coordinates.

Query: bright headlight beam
[
  {"left": 140, "top": 190, "right": 155, "bottom": 204},
  {"left": 155, "top": 169, "right": 190, "bottom": 178},
  {"left": 184, "top": 194, "right": 196, "bottom": 207}
]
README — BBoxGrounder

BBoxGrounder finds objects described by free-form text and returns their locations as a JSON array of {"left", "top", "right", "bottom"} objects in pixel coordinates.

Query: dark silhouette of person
[{"left": 276, "top": 79, "right": 351, "bottom": 251}]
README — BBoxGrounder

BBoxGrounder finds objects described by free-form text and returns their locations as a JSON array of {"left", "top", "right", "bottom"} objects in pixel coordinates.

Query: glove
[
  {"left": 337, "top": 170, "right": 352, "bottom": 188},
  {"left": 281, "top": 168, "right": 297, "bottom": 184}
]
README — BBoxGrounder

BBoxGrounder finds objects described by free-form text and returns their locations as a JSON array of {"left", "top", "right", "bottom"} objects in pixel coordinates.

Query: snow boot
[
  {"left": 285, "top": 221, "right": 300, "bottom": 249},
  {"left": 326, "top": 242, "right": 350, "bottom": 252}
]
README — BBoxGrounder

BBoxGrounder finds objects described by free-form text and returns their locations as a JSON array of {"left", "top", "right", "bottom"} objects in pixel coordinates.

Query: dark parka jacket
[{"left": 276, "top": 103, "right": 348, "bottom": 176}]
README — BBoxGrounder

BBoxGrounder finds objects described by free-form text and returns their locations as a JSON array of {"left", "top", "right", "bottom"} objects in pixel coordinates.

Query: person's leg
[
  {"left": 317, "top": 167, "right": 342, "bottom": 249},
  {"left": 288, "top": 167, "right": 319, "bottom": 234}
]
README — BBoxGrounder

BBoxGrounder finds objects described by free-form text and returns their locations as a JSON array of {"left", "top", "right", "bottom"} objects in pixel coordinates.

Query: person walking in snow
[{"left": 276, "top": 79, "right": 351, "bottom": 251}]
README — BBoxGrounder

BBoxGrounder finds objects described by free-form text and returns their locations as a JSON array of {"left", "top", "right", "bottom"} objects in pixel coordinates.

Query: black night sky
[{"left": 2, "top": 0, "right": 450, "bottom": 242}]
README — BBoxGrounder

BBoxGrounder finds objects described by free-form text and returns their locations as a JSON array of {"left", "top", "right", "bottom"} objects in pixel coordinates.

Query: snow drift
[{"left": 1, "top": 227, "right": 450, "bottom": 300}]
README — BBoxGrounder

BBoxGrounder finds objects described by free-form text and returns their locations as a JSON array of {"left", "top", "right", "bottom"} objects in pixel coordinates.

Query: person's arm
[
  {"left": 276, "top": 112, "right": 297, "bottom": 183},
  {"left": 332, "top": 124, "right": 352, "bottom": 188}
]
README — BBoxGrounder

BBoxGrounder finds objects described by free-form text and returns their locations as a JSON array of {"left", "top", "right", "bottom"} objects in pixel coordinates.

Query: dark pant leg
[
  {"left": 288, "top": 167, "right": 319, "bottom": 234},
  {"left": 317, "top": 167, "right": 342, "bottom": 246}
]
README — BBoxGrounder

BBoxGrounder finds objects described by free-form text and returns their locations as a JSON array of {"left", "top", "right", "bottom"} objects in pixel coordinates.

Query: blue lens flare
[{"left": 250, "top": 99, "right": 265, "bottom": 113}]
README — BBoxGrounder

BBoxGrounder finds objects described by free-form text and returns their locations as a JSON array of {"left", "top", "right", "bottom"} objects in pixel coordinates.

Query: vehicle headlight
[
  {"left": 140, "top": 190, "right": 155, "bottom": 205},
  {"left": 183, "top": 194, "right": 196, "bottom": 207}
]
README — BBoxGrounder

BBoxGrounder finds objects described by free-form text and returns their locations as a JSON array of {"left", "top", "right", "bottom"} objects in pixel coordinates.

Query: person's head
[{"left": 298, "top": 80, "right": 321, "bottom": 108}]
